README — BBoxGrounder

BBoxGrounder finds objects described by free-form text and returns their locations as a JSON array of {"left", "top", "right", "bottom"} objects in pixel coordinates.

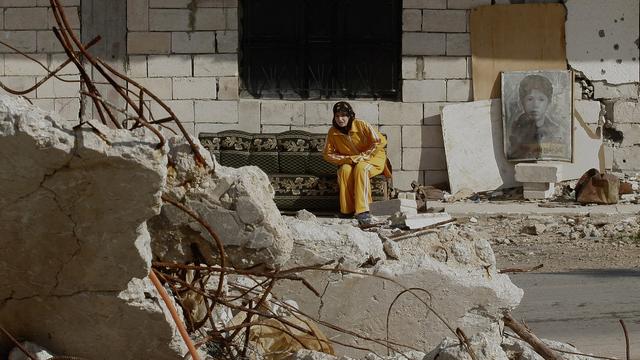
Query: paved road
[{"left": 511, "top": 270, "right": 640, "bottom": 360}]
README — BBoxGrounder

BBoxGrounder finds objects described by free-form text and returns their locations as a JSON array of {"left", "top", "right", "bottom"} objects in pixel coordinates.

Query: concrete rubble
[{"left": 0, "top": 96, "right": 185, "bottom": 359}]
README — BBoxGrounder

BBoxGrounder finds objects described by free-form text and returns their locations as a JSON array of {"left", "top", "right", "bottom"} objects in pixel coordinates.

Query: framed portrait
[{"left": 501, "top": 70, "right": 573, "bottom": 162}]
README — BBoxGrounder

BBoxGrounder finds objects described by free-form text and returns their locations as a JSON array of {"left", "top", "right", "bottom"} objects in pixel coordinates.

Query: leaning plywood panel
[{"left": 470, "top": 4, "right": 567, "bottom": 100}]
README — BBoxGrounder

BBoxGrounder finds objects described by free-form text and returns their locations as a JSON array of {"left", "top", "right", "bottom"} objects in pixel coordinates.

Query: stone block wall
[{"left": 0, "top": 0, "right": 81, "bottom": 124}]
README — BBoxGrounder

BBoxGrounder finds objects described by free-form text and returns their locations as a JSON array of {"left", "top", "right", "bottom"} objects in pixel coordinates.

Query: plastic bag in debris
[{"left": 575, "top": 168, "right": 620, "bottom": 205}]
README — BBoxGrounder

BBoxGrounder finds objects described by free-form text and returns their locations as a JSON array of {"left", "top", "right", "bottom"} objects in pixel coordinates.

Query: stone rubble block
[
  {"left": 150, "top": 136, "right": 293, "bottom": 269},
  {"left": 514, "top": 163, "right": 563, "bottom": 183},
  {"left": 370, "top": 198, "right": 418, "bottom": 216},
  {"left": 0, "top": 95, "right": 185, "bottom": 359},
  {"left": 613, "top": 100, "right": 640, "bottom": 124}
]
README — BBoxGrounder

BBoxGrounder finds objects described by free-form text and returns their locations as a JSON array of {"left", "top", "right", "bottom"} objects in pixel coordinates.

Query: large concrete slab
[
  {"left": 442, "top": 99, "right": 518, "bottom": 194},
  {"left": 566, "top": 0, "right": 640, "bottom": 84}
]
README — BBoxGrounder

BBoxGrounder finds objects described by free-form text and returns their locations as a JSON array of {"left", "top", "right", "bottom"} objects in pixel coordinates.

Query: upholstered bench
[{"left": 199, "top": 130, "right": 392, "bottom": 212}]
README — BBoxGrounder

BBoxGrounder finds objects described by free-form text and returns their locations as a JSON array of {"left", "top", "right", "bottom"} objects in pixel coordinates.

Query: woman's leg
[
  {"left": 337, "top": 164, "right": 355, "bottom": 214},
  {"left": 352, "top": 153, "right": 386, "bottom": 214}
]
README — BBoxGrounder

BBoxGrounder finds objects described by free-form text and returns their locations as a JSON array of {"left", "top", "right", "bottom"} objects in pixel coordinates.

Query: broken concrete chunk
[
  {"left": 382, "top": 239, "right": 401, "bottom": 260},
  {"left": 9, "top": 342, "right": 54, "bottom": 360},
  {"left": 370, "top": 198, "right": 418, "bottom": 216},
  {"left": 425, "top": 331, "right": 509, "bottom": 360},
  {"left": 404, "top": 212, "right": 453, "bottom": 229},
  {"left": 515, "top": 163, "right": 563, "bottom": 183}
]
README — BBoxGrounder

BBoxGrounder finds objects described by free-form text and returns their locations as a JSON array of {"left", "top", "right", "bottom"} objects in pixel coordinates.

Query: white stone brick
[
  {"left": 613, "top": 100, "right": 640, "bottom": 124},
  {"left": 194, "top": 8, "right": 226, "bottom": 30},
  {"left": 31, "top": 98, "right": 55, "bottom": 113},
  {"left": 290, "top": 125, "right": 331, "bottom": 133},
  {"left": 54, "top": 97, "right": 80, "bottom": 121},
  {"left": 514, "top": 163, "right": 562, "bottom": 183},
  {"left": 151, "top": 99, "right": 195, "bottom": 124},
  {"left": 0, "top": 76, "right": 36, "bottom": 97},
  {"left": 402, "top": 125, "right": 444, "bottom": 147},
  {"left": 125, "top": 56, "right": 147, "bottom": 77},
  {"left": 351, "top": 101, "right": 379, "bottom": 124},
  {"left": 379, "top": 102, "right": 423, "bottom": 125},
  {"left": 403, "top": 9, "right": 422, "bottom": 32},
  {"left": 149, "top": 9, "right": 190, "bottom": 31},
  {"left": 402, "top": 56, "right": 419, "bottom": 79},
  {"left": 261, "top": 125, "right": 290, "bottom": 133},
  {"left": 50, "top": 54, "right": 79, "bottom": 76},
  {"left": 403, "top": 0, "right": 446, "bottom": 9},
  {"left": 522, "top": 182, "right": 554, "bottom": 191},
  {"left": 379, "top": 125, "right": 401, "bottom": 169},
  {"left": 304, "top": 101, "right": 333, "bottom": 125},
  {"left": 195, "top": 123, "right": 237, "bottom": 135},
  {"left": 225, "top": 8, "right": 238, "bottom": 30},
  {"left": 392, "top": 170, "right": 422, "bottom": 191},
  {"left": 422, "top": 10, "right": 466, "bottom": 32},
  {"left": 446, "top": 33, "right": 471, "bottom": 56},
  {"left": 4, "top": 54, "right": 48, "bottom": 76},
  {"left": 0, "top": 31, "right": 37, "bottom": 53},
  {"left": 447, "top": 0, "right": 491, "bottom": 9},
  {"left": 36, "top": 31, "right": 64, "bottom": 53},
  {"left": 402, "top": 32, "right": 446, "bottom": 55},
  {"left": 260, "top": 101, "right": 304, "bottom": 125},
  {"left": 402, "top": 80, "right": 446, "bottom": 102},
  {"left": 446, "top": 79, "right": 472, "bottom": 101},
  {"left": 423, "top": 56, "right": 466, "bottom": 79},
  {"left": 593, "top": 82, "right": 639, "bottom": 100},
  {"left": 172, "top": 32, "right": 216, "bottom": 54},
  {"left": 423, "top": 102, "right": 448, "bottom": 125},
  {"left": 216, "top": 30, "right": 238, "bottom": 53},
  {"left": 217, "top": 76, "right": 238, "bottom": 100},
  {"left": 5, "top": 8, "right": 48, "bottom": 30},
  {"left": 616, "top": 124, "right": 640, "bottom": 147},
  {"left": 195, "top": 100, "right": 238, "bottom": 123},
  {"left": 194, "top": 54, "right": 238, "bottom": 76},
  {"left": 127, "top": 0, "right": 149, "bottom": 31},
  {"left": 402, "top": 147, "right": 447, "bottom": 170},
  {"left": 130, "top": 77, "right": 172, "bottom": 99},
  {"left": 173, "top": 77, "right": 216, "bottom": 99},
  {"left": 46, "top": 7, "right": 80, "bottom": 29},
  {"left": 0, "top": 0, "right": 36, "bottom": 5},
  {"left": 424, "top": 170, "right": 449, "bottom": 185},
  {"left": 370, "top": 199, "right": 418, "bottom": 216},
  {"left": 36, "top": 77, "right": 80, "bottom": 98},
  {"left": 147, "top": 55, "right": 192, "bottom": 77},
  {"left": 238, "top": 100, "right": 261, "bottom": 132},
  {"left": 612, "top": 147, "right": 640, "bottom": 171},
  {"left": 128, "top": 32, "right": 171, "bottom": 54}
]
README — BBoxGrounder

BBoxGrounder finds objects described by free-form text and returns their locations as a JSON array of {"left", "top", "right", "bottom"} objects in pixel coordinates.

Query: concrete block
[
  {"left": 194, "top": 54, "right": 238, "bottom": 76},
  {"left": 442, "top": 100, "right": 517, "bottom": 193},
  {"left": 125, "top": 56, "right": 147, "bottom": 77},
  {"left": 403, "top": 0, "right": 446, "bottom": 9},
  {"left": 172, "top": 32, "right": 216, "bottom": 54},
  {"left": 4, "top": 54, "right": 48, "bottom": 76},
  {"left": 402, "top": 33, "right": 446, "bottom": 56},
  {"left": 127, "top": 0, "right": 149, "bottom": 31},
  {"left": 173, "top": 77, "right": 216, "bottom": 100},
  {"left": 238, "top": 100, "right": 261, "bottom": 133},
  {"left": 424, "top": 170, "right": 449, "bottom": 185},
  {"left": 30, "top": 98, "right": 55, "bottom": 113},
  {"left": 392, "top": 170, "right": 422, "bottom": 191},
  {"left": 149, "top": 0, "right": 190, "bottom": 7},
  {"left": 447, "top": 0, "right": 491, "bottom": 9},
  {"left": 613, "top": 101, "right": 640, "bottom": 124},
  {"left": 379, "top": 125, "right": 401, "bottom": 169},
  {"left": 4, "top": 8, "right": 48, "bottom": 30},
  {"left": 446, "top": 33, "right": 470, "bottom": 56},
  {"left": 290, "top": 125, "right": 331, "bottom": 133},
  {"left": 194, "top": 8, "right": 226, "bottom": 30},
  {"left": 522, "top": 182, "right": 554, "bottom": 191},
  {"left": 218, "top": 76, "right": 238, "bottom": 100},
  {"left": 523, "top": 187, "right": 555, "bottom": 200},
  {"left": 370, "top": 199, "right": 418, "bottom": 216},
  {"left": 260, "top": 101, "right": 304, "bottom": 125},
  {"left": 402, "top": 80, "right": 446, "bottom": 102},
  {"left": 0, "top": 31, "right": 37, "bottom": 53},
  {"left": 150, "top": 99, "right": 195, "bottom": 124},
  {"left": 379, "top": 102, "right": 423, "bottom": 125},
  {"left": 47, "top": 7, "right": 80, "bottom": 29},
  {"left": 402, "top": 56, "right": 419, "bottom": 79},
  {"left": 612, "top": 146, "right": 640, "bottom": 172},
  {"left": 130, "top": 77, "right": 172, "bottom": 99},
  {"left": 147, "top": 55, "right": 191, "bottom": 77},
  {"left": 423, "top": 56, "right": 466, "bottom": 79},
  {"left": 149, "top": 9, "right": 190, "bottom": 31},
  {"left": 402, "top": 147, "right": 447, "bottom": 170},
  {"left": 195, "top": 100, "right": 238, "bottom": 123},
  {"left": 446, "top": 79, "right": 472, "bottom": 101},
  {"left": 616, "top": 124, "right": 640, "bottom": 147},
  {"left": 127, "top": 32, "right": 171, "bottom": 54},
  {"left": 403, "top": 9, "right": 422, "bottom": 32},
  {"left": 35, "top": 77, "right": 80, "bottom": 98},
  {"left": 304, "top": 102, "right": 333, "bottom": 125},
  {"left": 403, "top": 212, "right": 452, "bottom": 229},
  {"left": 0, "top": 0, "right": 36, "bottom": 5},
  {"left": 0, "top": 76, "right": 36, "bottom": 97},
  {"left": 261, "top": 125, "right": 291, "bottom": 133},
  {"left": 350, "top": 101, "right": 379, "bottom": 124},
  {"left": 402, "top": 125, "right": 444, "bottom": 148},
  {"left": 423, "top": 102, "right": 447, "bottom": 125},
  {"left": 225, "top": 8, "right": 238, "bottom": 30},
  {"left": 36, "top": 31, "right": 64, "bottom": 53},
  {"left": 216, "top": 30, "right": 238, "bottom": 53},
  {"left": 515, "top": 163, "right": 562, "bottom": 183},
  {"left": 592, "top": 82, "right": 639, "bottom": 100},
  {"left": 422, "top": 10, "right": 466, "bottom": 32}
]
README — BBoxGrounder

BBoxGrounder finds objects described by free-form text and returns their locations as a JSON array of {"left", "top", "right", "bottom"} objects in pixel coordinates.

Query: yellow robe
[{"left": 322, "top": 119, "right": 389, "bottom": 215}]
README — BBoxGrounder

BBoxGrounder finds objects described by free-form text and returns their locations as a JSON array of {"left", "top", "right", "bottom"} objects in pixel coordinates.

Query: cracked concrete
[{"left": 0, "top": 96, "right": 185, "bottom": 359}]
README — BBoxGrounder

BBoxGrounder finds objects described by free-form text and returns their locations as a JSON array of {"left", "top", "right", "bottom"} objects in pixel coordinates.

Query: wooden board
[{"left": 470, "top": 4, "right": 567, "bottom": 100}]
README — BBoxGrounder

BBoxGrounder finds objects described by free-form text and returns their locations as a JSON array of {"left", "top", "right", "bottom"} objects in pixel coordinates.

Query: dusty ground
[{"left": 462, "top": 214, "right": 640, "bottom": 272}]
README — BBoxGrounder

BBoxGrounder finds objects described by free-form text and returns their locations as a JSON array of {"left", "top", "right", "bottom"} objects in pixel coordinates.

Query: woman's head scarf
[{"left": 332, "top": 101, "right": 355, "bottom": 133}]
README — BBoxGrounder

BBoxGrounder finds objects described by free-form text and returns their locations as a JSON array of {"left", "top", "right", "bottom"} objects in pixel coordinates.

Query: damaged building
[{"left": 0, "top": 0, "right": 639, "bottom": 359}]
